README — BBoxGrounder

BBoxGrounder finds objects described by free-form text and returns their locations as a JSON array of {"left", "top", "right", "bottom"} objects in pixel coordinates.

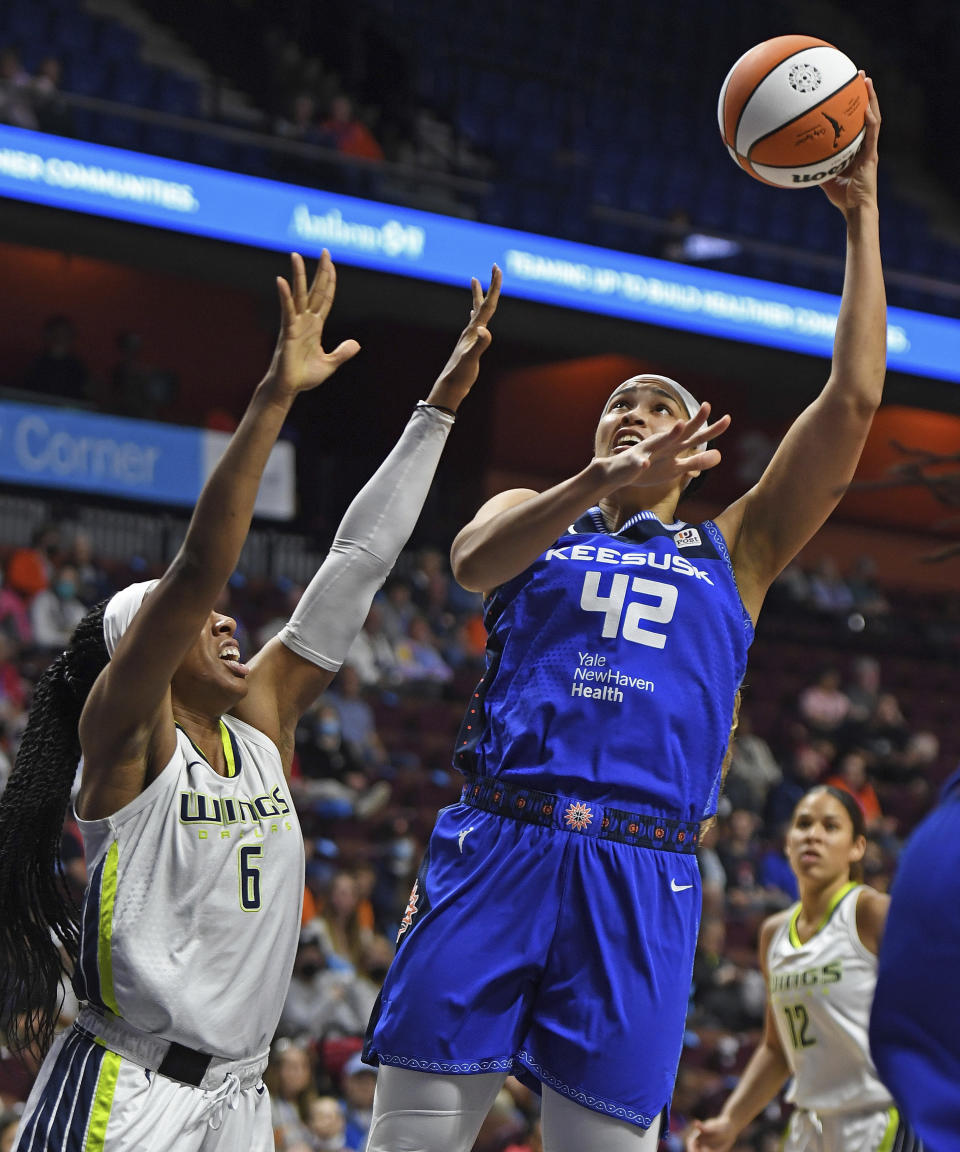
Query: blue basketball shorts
[
  {"left": 870, "top": 776, "right": 960, "bottom": 1152},
  {"left": 363, "top": 779, "right": 703, "bottom": 1131}
]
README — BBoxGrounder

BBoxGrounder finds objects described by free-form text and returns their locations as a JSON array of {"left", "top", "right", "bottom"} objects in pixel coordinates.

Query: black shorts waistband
[{"left": 460, "top": 775, "right": 700, "bottom": 853}]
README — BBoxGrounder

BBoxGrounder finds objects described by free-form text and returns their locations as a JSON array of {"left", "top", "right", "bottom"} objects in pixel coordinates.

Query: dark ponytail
[{"left": 0, "top": 600, "right": 109, "bottom": 1054}]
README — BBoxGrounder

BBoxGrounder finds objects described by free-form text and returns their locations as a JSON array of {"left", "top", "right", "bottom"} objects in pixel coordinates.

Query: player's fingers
[
  {"left": 310, "top": 252, "right": 336, "bottom": 318},
  {"left": 276, "top": 276, "right": 296, "bottom": 328},
  {"left": 476, "top": 264, "right": 502, "bottom": 323},
  {"left": 291, "top": 252, "right": 309, "bottom": 313}
]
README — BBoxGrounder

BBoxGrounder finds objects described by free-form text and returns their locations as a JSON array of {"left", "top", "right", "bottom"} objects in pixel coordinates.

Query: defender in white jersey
[
  {"left": 688, "top": 786, "right": 920, "bottom": 1152},
  {"left": 0, "top": 253, "right": 501, "bottom": 1151}
]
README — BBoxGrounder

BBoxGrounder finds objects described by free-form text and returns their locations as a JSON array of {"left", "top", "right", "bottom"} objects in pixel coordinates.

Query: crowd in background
[{"left": 0, "top": 512, "right": 955, "bottom": 1151}]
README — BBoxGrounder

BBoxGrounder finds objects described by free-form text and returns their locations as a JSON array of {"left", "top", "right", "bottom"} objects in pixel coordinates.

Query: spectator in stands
[
  {"left": 31, "top": 55, "right": 72, "bottom": 136},
  {"left": 797, "top": 666, "right": 851, "bottom": 737},
  {"left": 307, "top": 1094, "right": 358, "bottom": 1151},
  {"left": 65, "top": 528, "right": 111, "bottom": 607},
  {"left": 690, "top": 918, "right": 764, "bottom": 1033},
  {"left": 108, "top": 329, "right": 177, "bottom": 418},
  {"left": 807, "top": 555, "right": 855, "bottom": 616},
  {"left": 765, "top": 742, "right": 829, "bottom": 830},
  {"left": 723, "top": 710, "right": 782, "bottom": 815},
  {"left": 279, "top": 920, "right": 379, "bottom": 1041},
  {"left": 845, "top": 554, "right": 889, "bottom": 617},
  {"left": 265, "top": 1037, "right": 319, "bottom": 1151},
  {"left": 321, "top": 94, "right": 384, "bottom": 162},
  {"left": 843, "top": 655, "right": 882, "bottom": 731},
  {"left": 324, "top": 663, "right": 390, "bottom": 770},
  {"left": 378, "top": 578, "right": 417, "bottom": 643},
  {"left": 24, "top": 315, "right": 90, "bottom": 403},
  {"left": 5, "top": 523, "right": 59, "bottom": 601},
  {"left": 319, "top": 869, "right": 373, "bottom": 971},
  {"left": 0, "top": 47, "right": 37, "bottom": 130},
  {"left": 293, "top": 701, "right": 391, "bottom": 819},
  {"left": 824, "top": 748, "right": 882, "bottom": 824},
  {"left": 393, "top": 613, "right": 454, "bottom": 690},
  {"left": 0, "top": 572, "right": 31, "bottom": 646},
  {"left": 341, "top": 1052, "right": 378, "bottom": 1151},
  {"left": 345, "top": 601, "right": 400, "bottom": 687},
  {"left": 859, "top": 692, "right": 910, "bottom": 780},
  {"left": 29, "top": 563, "right": 87, "bottom": 650}
]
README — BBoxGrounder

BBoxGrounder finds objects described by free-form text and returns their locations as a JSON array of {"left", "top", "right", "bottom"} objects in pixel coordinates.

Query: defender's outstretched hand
[
  {"left": 271, "top": 250, "right": 360, "bottom": 398},
  {"left": 426, "top": 264, "right": 502, "bottom": 413},
  {"left": 820, "top": 75, "right": 880, "bottom": 216}
]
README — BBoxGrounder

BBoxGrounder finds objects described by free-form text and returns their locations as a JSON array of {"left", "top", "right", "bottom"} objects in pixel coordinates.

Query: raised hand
[
  {"left": 426, "top": 264, "right": 502, "bottom": 413},
  {"left": 270, "top": 250, "right": 361, "bottom": 399},
  {"left": 602, "top": 403, "right": 731, "bottom": 493},
  {"left": 820, "top": 74, "right": 880, "bottom": 217}
]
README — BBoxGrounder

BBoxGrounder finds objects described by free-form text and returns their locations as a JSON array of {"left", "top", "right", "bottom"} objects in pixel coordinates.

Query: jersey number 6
[
  {"left": 580, "top": 571, "right": 678, "bottom": 648},
  {"left": 238, "top": 844, "right": 263, "bottom": 911}
]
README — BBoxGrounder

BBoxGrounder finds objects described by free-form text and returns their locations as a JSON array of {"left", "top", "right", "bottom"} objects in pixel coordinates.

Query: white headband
[
  {"left": 103, "top": 580, "right": 158, "bottom": 657},
  {"left": 618, "top": 374, "right": 701, "bottom": 420}
]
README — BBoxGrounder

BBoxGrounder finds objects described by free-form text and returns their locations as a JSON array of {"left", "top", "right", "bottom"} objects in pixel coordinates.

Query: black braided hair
[{"left": 0, "top": 599, "right": 109, "bottom": 1054}]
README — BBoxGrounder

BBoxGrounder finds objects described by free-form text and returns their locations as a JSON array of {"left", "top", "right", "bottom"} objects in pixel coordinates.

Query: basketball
[{"left": 718, "top": 35, "right": 868, "bottom": 188}]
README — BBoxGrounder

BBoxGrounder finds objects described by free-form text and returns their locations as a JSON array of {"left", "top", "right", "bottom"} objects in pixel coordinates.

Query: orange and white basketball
[{"left": 718, "top": 35, "right": 867, "bottom": 188}]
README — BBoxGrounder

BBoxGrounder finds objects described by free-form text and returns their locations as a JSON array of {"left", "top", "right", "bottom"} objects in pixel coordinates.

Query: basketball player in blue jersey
[
  {"left": 870, "top": 761, "right": 960, "bottom": 1152},
  {"left": 363, "top": 76, "right": 885, "bottom": 1152},
  {"left": 0, "top": 251, "right": 501, "bottom": 1151},
  {"left": 688, "top": 785, "right": 921, "bottom": 1152}
]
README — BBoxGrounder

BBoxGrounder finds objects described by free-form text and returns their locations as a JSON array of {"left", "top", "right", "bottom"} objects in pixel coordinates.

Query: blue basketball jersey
[{"left": 454, "top": 509, "right": 753, "bottom": 821}]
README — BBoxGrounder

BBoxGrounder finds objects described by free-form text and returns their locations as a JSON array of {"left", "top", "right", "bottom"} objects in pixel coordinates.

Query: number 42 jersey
[{"left": 454, "top": 510, "right": 754, "bottom": 823}]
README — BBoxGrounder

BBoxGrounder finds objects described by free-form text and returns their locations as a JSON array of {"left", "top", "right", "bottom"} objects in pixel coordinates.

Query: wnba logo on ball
[{"left": 787, "top": 63, "right": 822, "bottom": 93}]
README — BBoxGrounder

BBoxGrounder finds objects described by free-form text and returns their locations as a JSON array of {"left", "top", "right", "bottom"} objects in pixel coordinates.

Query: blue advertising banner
[
  {"left": 1, "top": 125, "right": 958, "bottom": 382},
  {"left": 0, "top": 401, "right": 294, "bottom": 517}
]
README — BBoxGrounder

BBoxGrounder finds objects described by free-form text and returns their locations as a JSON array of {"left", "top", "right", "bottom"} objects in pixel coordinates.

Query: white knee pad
[{"left": 365, "top": 1065, "right": 507, "bottom": 1152}]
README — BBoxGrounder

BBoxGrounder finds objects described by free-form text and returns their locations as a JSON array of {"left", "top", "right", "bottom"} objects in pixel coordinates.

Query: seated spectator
[
  {"left": 324, "top": 664, "right": 390, "bottom": 769},
  {"left": 825, "top": 748, "right": 889, "bottom": 837},
  {"left": 318, "top": 869, "right": 374, "bottom": 972},
  {"left": 393, "top": 613, "right": 453, "bottom": 690},
  {"left": 345, "top": 602, "right": 400, "bottom": 687},
  {"left": 723, "top": 711, "right": 782, "bottom": 815},
  {"left": 860, "top": 692, "right": 911, "bottom": 779},
  {"left": 377, "top": 577, "right": 417, "bottom": 643},
  {"left": 844, "top": 655, "right": 882, "bottom": 730},
  {"left": 278, "top": 920, "right": 380, "bottom": 1041},
  {"left": 765, "top": 741, "right": 829, "bottom": 830},
  {"left": 0, "top": 47, "right": 37, "bottom": 130},
  {"left": 29, "top": 563, "right": 87, "bottom": 650},
  {"left": 307, "top": 1095, "right": 359, "bottom": 1152},
  {"left": 5, "top": 524, "right": 59, "bottom": 602},
  {"left": 0, "top": 574, "right": 31, "bottom": 647},
  {"left": 846, "top": 553, "right": 890, "bottom": 616},
  {"left": 340, "top": 1053, "right": 378, "bottom": 1152},
  {"left": 24, "top": 315, "right": 90, "bottom": 403},
  {"left": 64, "top": 528, "right": 111, "bottom": 607},
  {"left": 294, "top": 701, "right": 391, "bottom": 820},
  {"left": 321, "top": 95, "right": 384, "bottom": 161},
  {"left": 807, "top": 555, "right": 855, "bottom": 615},
  {"left": 690, "top": 918, "right": 764, "bottom": 1032},
  {"left": 264, "top": 1038, "right": 318, "bottom": 1152},
  {"left": 31, "top": 55, "right": 72, "bottom": 136},
  {"left": 797, "top": 666, "right": 850, "bottom": 737}
]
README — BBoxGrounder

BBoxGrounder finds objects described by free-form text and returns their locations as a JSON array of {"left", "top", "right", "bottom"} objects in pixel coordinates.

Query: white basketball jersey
[
  {"left": 767, "top": 883, "right": 893, "bottom": 1115},
  {"left": 74, "top": 715, "right": 304, "bottom": 1059}
]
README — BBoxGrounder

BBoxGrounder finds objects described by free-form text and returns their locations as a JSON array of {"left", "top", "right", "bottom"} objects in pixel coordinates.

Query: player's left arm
[
  {"left": 855, "top": 885, "right": 890, "bottom": 955},
  {"left": 233, "top": 267, "right": 501, "bottom": 772},
  {"left": 715, "top": 77, "right": 884, "bottom": 623}
]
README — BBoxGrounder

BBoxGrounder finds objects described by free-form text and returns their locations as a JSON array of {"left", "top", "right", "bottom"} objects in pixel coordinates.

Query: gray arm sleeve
[{"left": 277, "top": 403, "right": 455, "bottom": 671}]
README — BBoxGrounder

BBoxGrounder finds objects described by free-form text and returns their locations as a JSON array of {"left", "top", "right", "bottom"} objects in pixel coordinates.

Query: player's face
[
  {"left": 786, "top": 790, "right": 865, "bottom": 883},
  {"left": 594, "top": 380, "right": 689, "bottom": 458},
  {"left": 172, "top": 610, "right": 248, "bottom": 704}
]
